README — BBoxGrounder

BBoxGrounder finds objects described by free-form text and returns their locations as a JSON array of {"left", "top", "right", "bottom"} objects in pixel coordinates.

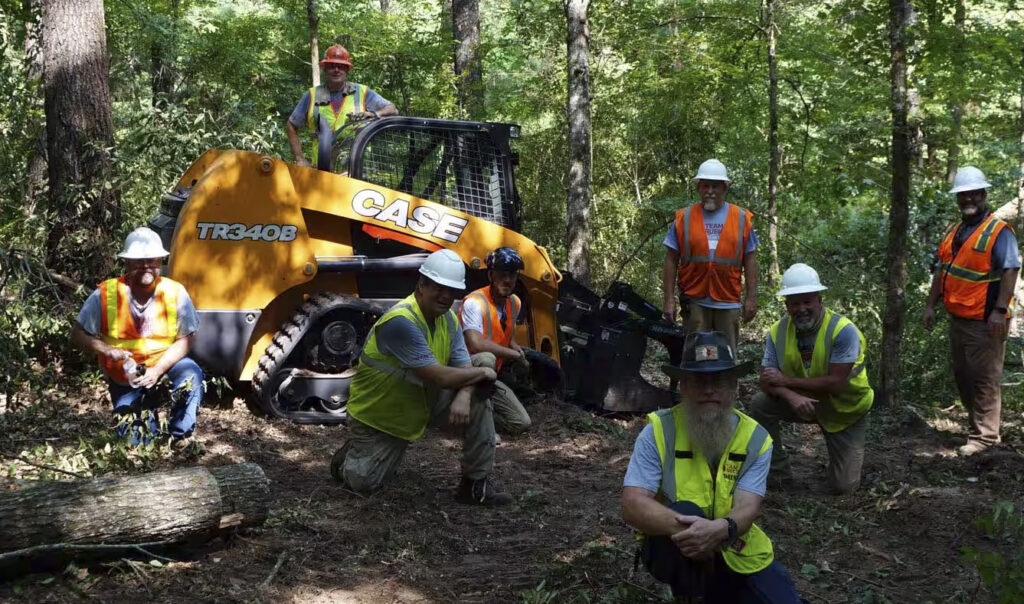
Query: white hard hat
[
  {"left": 776, "top": 263, "right": 828, "bottom": 297},
  {"left": 118, "top": 227, "right": 169, "bottom": 259},
  {"left": 694, "top": 159, "right": 730, "bottom": 183},
  {"left": 418, "top": 249, "right": 466, "bottom": 289},
  {"left": 949, "top": 166, "right": 992, "bottom": 194}
]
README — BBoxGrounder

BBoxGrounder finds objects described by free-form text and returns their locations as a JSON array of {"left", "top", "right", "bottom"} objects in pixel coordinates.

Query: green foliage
[{"left": 962, "top": 500, "right": 1024, "bottom": 604}]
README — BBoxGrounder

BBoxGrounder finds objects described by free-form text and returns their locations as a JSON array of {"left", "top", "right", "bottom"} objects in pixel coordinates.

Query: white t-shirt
[{"left": 460, "top": 294, "right": 519, "bottom": 336}]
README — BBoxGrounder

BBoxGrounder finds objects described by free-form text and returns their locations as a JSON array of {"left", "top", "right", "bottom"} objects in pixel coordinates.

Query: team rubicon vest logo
[{"left": 351, "top": 189, "right": 468, "bottom": 243}]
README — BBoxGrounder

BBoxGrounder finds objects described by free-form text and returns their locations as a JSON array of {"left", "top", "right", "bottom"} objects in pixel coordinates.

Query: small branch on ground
[
  {"left": 259, "top": 549, "right": 289, "bottom": 589},
  {"left": 624, "top": 579, "right": 663, "bottom": 599},
  {"left": 134, "top": 546, "right": 176, "bottom": 563},
  {"left": 0, "top": 540, "right": 175, "bottom": 563},
  {"left": 837, "top": 569, "right": 895, "bottom": 593},
  {"left": 0, "top": 453, "right": 87, "bottom": 479}
]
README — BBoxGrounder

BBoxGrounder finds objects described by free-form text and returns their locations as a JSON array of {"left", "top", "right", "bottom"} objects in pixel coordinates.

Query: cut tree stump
[{"left": 0, "top": 463, "right": 270, "bottom": 566}]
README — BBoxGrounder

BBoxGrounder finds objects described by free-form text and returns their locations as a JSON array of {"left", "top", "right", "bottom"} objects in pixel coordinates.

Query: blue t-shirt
[
  {"left": 762, "top": 322, "right": 860, "bottom": 370},
  {"left": 377, "top": 314, "right": 471, "bottom": 369},
  {"left": 623, "top": 416, "right": 772, "bottom": 497},
  {"left": 664, "top": 203, "right": 759, "bottom": 309},
  {"left": 76, "top": 283, "right": 199, "bottom": 338},
  {"left": 287, "top": 83, "right": 392, "bottom": 129}
]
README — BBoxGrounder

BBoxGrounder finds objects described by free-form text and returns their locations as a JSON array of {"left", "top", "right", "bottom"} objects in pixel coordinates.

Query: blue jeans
[
  {"left": 108, "top": 357, "right": 204, "bottom": 445},
  {"left": 640, "top": 501, "right": 802, "bottom": 604}
]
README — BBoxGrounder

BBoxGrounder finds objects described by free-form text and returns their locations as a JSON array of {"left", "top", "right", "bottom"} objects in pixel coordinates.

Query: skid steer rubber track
[{"left": 252, "top": 292, "right": 375, "bottom": 425}]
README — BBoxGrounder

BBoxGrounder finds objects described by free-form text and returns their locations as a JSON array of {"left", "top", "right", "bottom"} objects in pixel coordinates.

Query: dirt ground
[{"left": 1, "top": 377, "right": 1022, "bottom": 603}]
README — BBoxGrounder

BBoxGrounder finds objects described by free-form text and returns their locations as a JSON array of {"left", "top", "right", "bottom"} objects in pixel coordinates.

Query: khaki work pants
[
  {"left": 472, "top": 352, "right": 531, "bottom": 435},
  {"left": 950, "top": 317, "right": 1006, "bottom": 446},
  {"left": 680, "top": 299, "right": 741, "bottom": 353},
  {"left": 341, "top": 353, "right": 499, "bottom": 494},
  {"left": 748, "top": 391, "right": 868, "bottom": 495}
]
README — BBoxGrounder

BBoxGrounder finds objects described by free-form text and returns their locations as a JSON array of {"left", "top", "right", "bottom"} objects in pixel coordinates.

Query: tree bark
[
  {"left": 765, "top": 0, "right": 781, "bottom": 284},
  {"left": 881, "top": 0, "right": 915, "bottom": 407},
  {"left": 452, "top": 0, "right": 483, "bottom": 120},
  {"left": 307, "top": 0, "right": 319, "bottom": 87},
  {"left": 0, "top": 464, "right": 270, "bottom": 563},
  {"left": 41, "top": 0, "right": 119, "bottom": 285},
  {"left": 564, "top": 0, "right": 592, "bottom": 287},
  {"left": 149, "top": 0, "right": 178, "bottom": 106},
  {"left": 945, "top": 0, "right": 966, "bottom": 184},
  {"left": 23, "top": 0, "right": 46, "bottom": 215}
]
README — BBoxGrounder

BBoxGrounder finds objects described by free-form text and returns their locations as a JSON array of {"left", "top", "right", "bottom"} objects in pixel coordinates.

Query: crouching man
[
  {"left": 71, "top": 227, "right": 203, "bottom": 448},
  {"left": 331, "top": 249, "right": 512, "bottom": 505},
  {"left": 622, "top": 331, "right": 801, "bottom": 603}
]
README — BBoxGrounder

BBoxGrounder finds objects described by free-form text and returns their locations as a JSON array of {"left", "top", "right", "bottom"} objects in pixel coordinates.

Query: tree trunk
[
  {"left": 564, "top": 0, "right": 592, "bottom": 287},
  {"left": 41, "top": 0, "right": 119, "bottom": 285},
  {"left": 880, "top": 0, "right": 915, "bottom": 407},
  {"left": 0, "top": 464, "right": 270, "bottom": 565},
  {"left": 149, "top": 0, "right": 178, "bottom": 106},
  {"left": 765, "top": 0, "right": 781, "bottom": 285},
  {"left": 23, "top": 0, "right": 46, "bottom": 215},
  {"left": 945, "top": 0, "right": 965, "bottom": 184},
  {"left": 452, "top": 0, "right": 483, "bottom": 120},
  {"left": 307, "top": 0, "right": 319, "bottom": 87},
  {"left": 380, "top": 0, "right": 390, "bottom": 11}
]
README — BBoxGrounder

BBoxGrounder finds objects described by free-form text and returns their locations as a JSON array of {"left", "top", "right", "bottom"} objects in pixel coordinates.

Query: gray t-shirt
[
  {"left": 377, "top": 314, "right": 471, "bottom": 369},
  {"left": 76, "top": 284, "right": 199, "bottom": 338},
  {"left": 761, "top": 323, "right": 859, "bottom": 370},
  {"left": 664, "top": 203, "right": 759, "bottom": 309}
]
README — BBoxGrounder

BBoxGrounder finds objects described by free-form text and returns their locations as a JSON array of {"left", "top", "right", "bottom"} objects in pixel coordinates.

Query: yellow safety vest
[
  {"left": 347, "top": 294, "right": 455, "bottom": 441},
  {"left": 97, "top": 277, "right": 182, "bottom": 384},
  {"left": 305, "top": 83, "right": 367, "bottom": 168},
  {"left": 769, "top": 308, "right": 873, "bottom": 433},
  {"left": 648, "top": 406, "right": 775, "bottom": 575}
]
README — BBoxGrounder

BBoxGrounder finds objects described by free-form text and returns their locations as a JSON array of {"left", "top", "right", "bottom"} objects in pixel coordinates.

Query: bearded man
[
  {"left": 750, "top": 263, "right": 873, "bottom": 495},
  {"left": 924, "top": 166, "right": 1019, "bottom": 456},
  {"left": 622, "top": 331, "right": 801, "bottom": 603}
]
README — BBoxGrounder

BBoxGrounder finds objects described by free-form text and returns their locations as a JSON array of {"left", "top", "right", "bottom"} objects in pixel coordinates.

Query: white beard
[{"left": 683, "top": 400, "right": 734, "bottom": 462}]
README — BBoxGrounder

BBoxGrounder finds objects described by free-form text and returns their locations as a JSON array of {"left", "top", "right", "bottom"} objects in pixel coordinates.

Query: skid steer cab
[{"left": 150, "top": 116, "right": 681, "bottom": 424}]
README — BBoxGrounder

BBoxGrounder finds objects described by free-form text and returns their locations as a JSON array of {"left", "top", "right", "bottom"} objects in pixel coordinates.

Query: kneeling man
[
  {"left": 622, "top": 331, "right": 800, "bottom": 603},
  {"left": 71, "top": 227, "right": 203, "bottom": 447},
  {"left": 751, "top": 263, "right": 873, "bottom": 495},
  {"left": 333, "top": 249, "right": 511, "bottom": 505}
]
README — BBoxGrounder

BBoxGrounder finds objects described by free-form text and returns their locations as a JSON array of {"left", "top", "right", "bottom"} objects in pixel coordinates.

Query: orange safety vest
[
  {"left": 460, "top": 286, "right": 521, "bottom": 372},
  {"left": 938, "top": 213, "right": 1014, "bottom": 320},
  {"left": 97, "top": 277, "right": 183, "bottom": 383},
  {"left": 674, "top": 203, "right": 752, "bottom": 303}
]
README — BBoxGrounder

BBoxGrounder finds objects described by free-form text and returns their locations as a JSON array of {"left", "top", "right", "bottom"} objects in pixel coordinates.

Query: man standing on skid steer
[
  {"left": 286, "top": 44, "right": 398, "bottom": 170},
  {"left": 331, "top": 249, "right": 512, "bottom": 505}
]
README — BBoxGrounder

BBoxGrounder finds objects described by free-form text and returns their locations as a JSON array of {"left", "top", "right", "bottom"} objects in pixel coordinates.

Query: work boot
[
  {"left": 330, "top": 441, "right": 351, "bottom": 484},
  {"left": 958, "top": 441, "right": 990, "bottom": 457},
  {"left": 455, "top": 475, "right": 513, "bottom": 506}
]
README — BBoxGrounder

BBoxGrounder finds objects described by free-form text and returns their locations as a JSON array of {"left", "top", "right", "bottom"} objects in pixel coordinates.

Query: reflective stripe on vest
[
  {"left": 770, "top": 309, "right": 873, "bottom": 433},
  {"left": 460, "top": 287, "right": 520, "bottom": 372},
  {"left": 305, "top": 84, "right": 366, "bottom": 166},
  {"left": 674, "top": 203, "right": 752, "bottom": 303},
  {"left": 346, "top": 293, "right": 454, "bottom": 442},
  {"left": 647, "top": 406, "right": 774, "bottom": 574},
  {"left": 97, "top": 277, "right": 182, "bottom": 383},
  {"left": 937, "top": 214, "right": 1015, "bottom": 320}
]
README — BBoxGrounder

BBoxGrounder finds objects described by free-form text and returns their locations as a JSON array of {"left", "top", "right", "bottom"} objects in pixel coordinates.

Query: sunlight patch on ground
[{"left": 289, "top": 583, "right": 432, "bottom": 603}]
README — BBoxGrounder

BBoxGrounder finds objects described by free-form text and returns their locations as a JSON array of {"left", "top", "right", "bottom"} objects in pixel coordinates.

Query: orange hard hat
[{"left": 319, "top": 45, "right": 352, "bottom": 70}]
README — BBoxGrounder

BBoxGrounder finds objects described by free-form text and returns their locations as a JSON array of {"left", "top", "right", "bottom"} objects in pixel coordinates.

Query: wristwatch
[{"left": 723, "top": 516, "right": 738, "bottom": 548}]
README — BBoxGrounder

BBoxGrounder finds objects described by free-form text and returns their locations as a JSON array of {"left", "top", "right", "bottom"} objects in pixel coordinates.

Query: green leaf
[{"left": 801, "top": 563, "right": 820, "bottom": 580}]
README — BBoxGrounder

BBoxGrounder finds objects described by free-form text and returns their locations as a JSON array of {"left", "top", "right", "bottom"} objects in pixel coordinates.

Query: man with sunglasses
[
  {"left": 622, "top": 331, "right": 801, "bottom": 603},
  {"left": 71, "top": 227, "right": 203, "bottom": 449},
  {"left": 286, "top": 44, "right": 398, "bottom": 170},
  {"left": 333, "top": 249, "right": 512, "bottom": 505}
]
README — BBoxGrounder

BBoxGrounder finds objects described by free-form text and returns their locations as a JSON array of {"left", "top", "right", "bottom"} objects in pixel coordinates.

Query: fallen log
[{"left": 0, "top": 463, "right": 270, "bottom": 567}]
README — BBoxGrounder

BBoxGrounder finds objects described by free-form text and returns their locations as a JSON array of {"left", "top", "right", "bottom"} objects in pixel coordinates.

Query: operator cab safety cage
[{"left": 334, "top": 117, "right": 522, "bottom": 231}]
